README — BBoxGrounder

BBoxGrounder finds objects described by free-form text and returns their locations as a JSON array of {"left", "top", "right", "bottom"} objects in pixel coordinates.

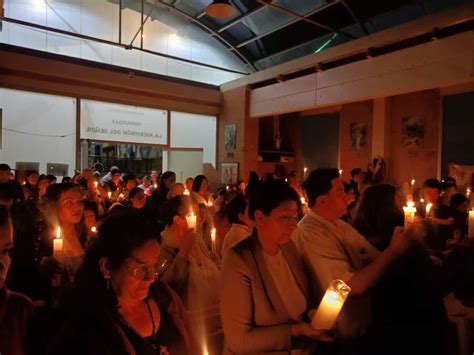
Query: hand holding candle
[{"left": 311, "top": 279, "right": 351, "bottom": 330}]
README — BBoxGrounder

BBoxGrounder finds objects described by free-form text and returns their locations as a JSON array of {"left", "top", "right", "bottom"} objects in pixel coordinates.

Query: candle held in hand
[
  {"left": 312, "top": 279, "right": 351, "bottom": 330},
  {"left": 403, "top": 201, "right": 416, "bottom": 226},
  {"left": 186, "top": 211, "right": 197, "bottom": 230},
  {"left": 211, "top": 227, "right": 217, "bottom": 253},
  {"left": 53, "top": 226, "right": 63, "bottom": 261}
]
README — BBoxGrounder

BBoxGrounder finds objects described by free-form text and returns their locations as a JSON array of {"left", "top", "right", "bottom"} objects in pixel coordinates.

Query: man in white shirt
[{"left": 292, "top": 169, "right": 414, "bottom": 346}]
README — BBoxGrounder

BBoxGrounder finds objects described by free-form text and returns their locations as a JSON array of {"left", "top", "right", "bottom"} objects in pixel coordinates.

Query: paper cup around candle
[
  {"left": 403, "top": 201, "right": 416, "bottom": 226},
  {"left": 186, "top": 211, "right": 197, "bottom": 230},
  {"left": 312, "top": 279, "right": 351, "bottom": 330}
]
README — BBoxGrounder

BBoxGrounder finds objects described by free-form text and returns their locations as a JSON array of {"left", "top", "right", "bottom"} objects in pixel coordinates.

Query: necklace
[{"left": 119, "top": 298, "right": 158, "bottom": 350}]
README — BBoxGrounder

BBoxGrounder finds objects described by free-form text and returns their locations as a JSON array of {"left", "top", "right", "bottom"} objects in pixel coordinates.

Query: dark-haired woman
[
  {"left": 159, "top": 195, "right": 222, "bottom": 353},
  {"left": 191, "top": 175, "right": 214, "bottom": 207},
  {"left": 48, "top": 213, "right": 196, "bottom": 355},
  {"left": 221, "top": 194, "right": 253, "bottom": 257},
  {"left": 352, "top": 184, "right": 450, "bottom": 355},
  {"left": 220, "top": 180, "right": 332, "bottom": 354}
]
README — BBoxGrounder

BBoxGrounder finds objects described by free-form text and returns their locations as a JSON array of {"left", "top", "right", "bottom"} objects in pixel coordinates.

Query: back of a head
[
  {"left": 226, "top": 194, "right": 247, "bottom": 224},
  {"left": 247, "top": 179, "right": 299, "bottom": 220},
  {"left": 0, "top": 164, "right": 11, "bottom": 172},
  {"left": 423, "top": 178, "right": 441, "bottom": 190},
  {"left": 352, "top": 184, "right": 403, "bottom": 249},
  {"left": 450, "top": 193, "right": 469, "bottom": 209},
  {"left": 303, "top": 168, "right": 340, "bottom": 207},
  {"left": 161, "top": 195, "right": 192, "bottom": 226},
  {"left": 351, "top": 168, "right": 362, "bottom": 178},
  {"left": 192, "top": 175, "right": 207, "bottom": 192},
  {"left": 129, "top": 187, "right": 144, "bottom": 199}
]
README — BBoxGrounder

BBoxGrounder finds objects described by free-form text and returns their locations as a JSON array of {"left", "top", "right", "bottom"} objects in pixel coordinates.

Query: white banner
[{"left": 80, "top": 100, "right": 167, "bottom": 145}]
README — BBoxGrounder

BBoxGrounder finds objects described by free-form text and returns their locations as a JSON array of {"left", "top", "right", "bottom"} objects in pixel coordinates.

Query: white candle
[
  {"left": 303, "top": 167, "right": 308, "bottom": 179},
  {"left": 53, "top": 226, "right": 63, "bottom": 261},
  {"left": 211, "top": 227, "right": 217, "bottom": 253},
  {"left": 312, "top": 279, "right": 351, "bottom": 330},
  {"left": 107, "top": 191, "right": 112, "bottom": 199},
  {"left": 425, "top": 203, "right": 433, "bottom": 218},
  {"left": 94, "top": 181, "right": 98, "bottom": 188},
  {"left": 468, "top": 210, "right": 474, "bottom": 239},
  {"left": 411, "top": 179, "right": 415, "bottom": 187},
  {"left": 403, "top": 201, "right": 416, "bottom": 226},
  {"left": 186, "top": 211, "right": 197, "bottom": 230},
  {"left": 183, "top": 188, "right": 190, "bottom": 195},
  {"left": 300, "top": 197, "right": 306, "bottom": 205}
]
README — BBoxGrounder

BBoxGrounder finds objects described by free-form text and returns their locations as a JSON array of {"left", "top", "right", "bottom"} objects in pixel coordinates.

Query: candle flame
[
  {"left": 154, "top": 184, "right": 158, "bottom": 189},
  {"left": 226, "top": 185, "right": 230, "bottom": 191},
  {"left": 300, "top": 197, "right": 306, "bottom": 205},
  {"left": 411, "top": 179, "right": 415, "bottom": 186},
  {"left": 339, "top": 169, "right": 343, "bottom": 175},
  {"left": 91, "top": 226, "right": 97, "bottom": 233},
  {"left": 407, "top": 201, "right": 415, "bottom": 208},
  {"left": 183, "top": 188, "right": 190, "bottom": 195},
  {"left": 420, "top": 198, "right": 424, "bottom": 203},
  {"left": 56, "top": 226, "right": 61, "bottom": 239},
  {"left": 107, "top": 191, "right": 112, "bottom": 199},
  {"left": 94, "top": 181, "right": 98, "bottom": 188}
]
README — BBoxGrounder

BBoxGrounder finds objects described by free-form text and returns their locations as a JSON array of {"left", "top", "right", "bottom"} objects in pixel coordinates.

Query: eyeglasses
[{"left": 126, "top": 257, "right": 169, "bottom": 280}]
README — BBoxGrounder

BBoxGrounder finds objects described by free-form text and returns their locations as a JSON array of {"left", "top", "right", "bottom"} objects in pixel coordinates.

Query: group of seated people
[{"left": 1, "top": 162, "right": 474, "bottom": 355}]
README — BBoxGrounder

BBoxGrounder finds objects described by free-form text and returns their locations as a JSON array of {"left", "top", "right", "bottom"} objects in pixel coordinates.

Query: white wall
[
  {"left": 170, "top": 111, "right": 216, "bottom": 168},
  {"left": 165, "top": 150, "right": 204, "bottom": 183},
  {"left": 1, "top": 0, "right": 246, "bottom": 85},
  {"left": 0, "top": 88, "right": 76, "bottom": 176}
]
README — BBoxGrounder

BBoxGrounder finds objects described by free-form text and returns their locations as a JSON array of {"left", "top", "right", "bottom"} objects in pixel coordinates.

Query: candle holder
[{"left": 312, "top": 279, "right": 351, "bottom": 330}]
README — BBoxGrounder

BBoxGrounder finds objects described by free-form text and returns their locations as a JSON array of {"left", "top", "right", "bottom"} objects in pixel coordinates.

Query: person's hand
[
  {"left": 291, "top": 322, "right": 334, "bottom": 342},
  {"left": 177, "top": 229, "right": 197, "bottom": 257},
  {"left": 388, "top": 225, "right": 418, "bottom": 257},
  {"left": 39, "top": 256, "right": 63, "bottom": 278}
]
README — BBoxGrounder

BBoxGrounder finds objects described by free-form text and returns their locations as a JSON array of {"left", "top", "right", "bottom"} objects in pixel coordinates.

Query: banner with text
[{"left": 80, "top": 100, "right": 167, "bottom": 145}]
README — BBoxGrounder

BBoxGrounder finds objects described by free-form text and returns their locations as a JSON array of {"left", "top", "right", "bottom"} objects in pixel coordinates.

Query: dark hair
[
  {"left": 423, "top": 178, "right": 441, "bottom": 191},
  {"left": 351, "top": 168, "right": 362, "bottom": 178},
  {"left": 303, "top": 169, "right": 340, "bottom": 207},
  {"left": 247, "top": 180, "right": 300, "bottom": 221},
  {"left": 441, "top": 179, "right": 457, "bottom": 191},
  {"left": 123, "top": 174, "right": 137, "bottom": 184},
  {"left": 226, "top": 194, "right": 247, "bottom": 225},
  {"left": 161, "top": 195, "right": 192, "bottom": 226},
  {"left": 0, "top": 164, "right": 11, "bottom": 171},
  {"left": 0, "top": 204, "right": 10, "bottom": 228},
  {"left": 83, "top": 200, "right": 99, "bottom": 219},
  {"left": 46, "top": 174, "right": 57, "bottom": 183},
  {"left": 450, "top": 193, "right": 469, "bottom": 209},
  {"left": 352, "top": 184, "right": 404, "bottom": 251},
  {"left": 65, "top": 213, "right": 159, "bottom": 349},
  {"left": 61, "top": 176, "right": 71, "bottom": 184},
  {"left": 37, "top": 174, "right": 49, "bottom": 184},
  {"left": 129, "top": 187, "right": 144, "bottom": 199},
  {"left": 26, "top": 170, "right": 39, "bottom": 178},
  {"left": 160, "top": 171, "right": 175, "bottom": 183},
  {"left": 43, "top": 183, "right": 82, "bottom": 226},
  {"left": 192, "top": 175, "right": 207, "bottom": 193}
]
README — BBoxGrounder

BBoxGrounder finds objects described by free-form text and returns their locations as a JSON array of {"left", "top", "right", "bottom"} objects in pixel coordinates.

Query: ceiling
[{"left": 148, "top": 0, "right": 470, "bottom": 73}]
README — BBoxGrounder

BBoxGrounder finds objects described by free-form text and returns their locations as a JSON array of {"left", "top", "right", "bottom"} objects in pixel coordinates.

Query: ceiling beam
[
  {"left": 255, "top": 0, "right": 357, "bottom": 39},
  {"left": 339, "top": 0, "right": 369, "bottom": 35},
  {"left": 217, "top": 4, "right": 267, "bottom": 33},
  {"left": 156, "top": 0, "right": 256, "bottom": 72},
  {"left": 236, "top": 1, "right": 351, "bottom": 49}
]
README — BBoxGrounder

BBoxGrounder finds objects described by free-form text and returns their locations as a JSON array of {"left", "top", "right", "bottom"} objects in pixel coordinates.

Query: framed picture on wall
[
  {"left": 221, "top": 162, "right": 239, "bottom": 184},
  {"left": 350, "top": 122, "right": 368, "bottom": 150},
  {"left": 224, "top": 123, "right": 236, "bottom": 150},
  {"left": 401, "top": 116, "right": 425, "bottom": 148}
]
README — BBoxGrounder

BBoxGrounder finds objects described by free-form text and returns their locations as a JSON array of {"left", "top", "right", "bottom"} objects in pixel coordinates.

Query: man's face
[
  {"left": 424, "top": 187, "right": 440, "bottom": 204},
  {"left": 0, "top": 222, "right": 13, "bottom": 289},
  {"left": 0, "top": 170, "right": 11, "bottom": 184},
  {"left": 27, "top": 173, "right": 39, "bottom": 185},
  {"left": 324, "top": 178, "right": 348, "bottom": 218}
]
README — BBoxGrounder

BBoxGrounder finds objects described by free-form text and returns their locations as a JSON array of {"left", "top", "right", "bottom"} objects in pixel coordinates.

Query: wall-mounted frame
[
  {"left": 221, "top": 162, "right": 238, "bottom": 184},
  {"left": 224, "top": 123, "right": 236, "bottom": 151}
]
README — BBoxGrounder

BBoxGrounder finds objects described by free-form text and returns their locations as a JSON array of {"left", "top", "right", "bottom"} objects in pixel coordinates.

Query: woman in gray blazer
[{"left": 220, "top": 179, "right": 332, "bottom": 354}]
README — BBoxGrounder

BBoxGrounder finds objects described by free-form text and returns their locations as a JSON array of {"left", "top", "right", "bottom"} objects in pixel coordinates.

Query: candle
[
  {"left": 303, "top": 167, "right": 308, "bottom": 179},
  {"left": 300, "top": 197, "right": 306, "bottom": 205},
  {"left": 420, "top": 198, "right": 424, "bottom": 203},
  {"left": 94, "top": 181, "right": 98, "bottom": 188},
  {"left": 183, "top": 188, "right": 190, "bottom": 195},
  {"left": 186, "top": 211, "right": 197, "bottom": 230},
  {"left": 211, "top": 227, "right": 217, "bottom": 253},
  {"left": 118, "top": 193, "right": 125, "bottom": 200},
  {"left": 91, "top": 226, "right": 97, "bottom": 234},
  {"left": 468, "top": 210, "right": 474, "bottom": 239},
  {"left": 403, "top": 201, "right": 416, "bottom": 226},
  {"left": 311, "top": 279, "right": 351, "bottom": 330},
  {"left": 107, "top": 191, "right": 112, "bottom": 199},
  {"left": 207, "top": 201, "right": 213, "bottom": 207},
  {"left": 466, "top": 188, "right": 471, "bottom": 198},
  {"left": 411, "top": 179, "right": 415, "bottom": 187},
  {"left": 339, "top": 169, "right": 343, "bottom": 175},
  {"left": 53, "top": 227, "right": 63, "bottom": 261},
  {"left": 226, "top": 185, "right": 230, "bottom": 191},
  {"left": 154, "top": 184, "right": 158, "bottom": 189},
  {"left": 425, "top": 203, "right": 433, "bottom": 218}
]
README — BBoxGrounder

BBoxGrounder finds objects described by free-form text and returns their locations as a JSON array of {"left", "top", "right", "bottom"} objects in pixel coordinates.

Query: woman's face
[
  {"left": 199, "top": 178, "right": 208, "bottom": 195},
  {"left": 131, "top": 190, "right": 146, "bottom": 209},
  {"left": 59, "top": 189, "right": 84, "bottom": 225},
  {"left": 256, "top": 200, "right": 298, "bottom": 245},
  {"left": 112, "top": 240, "right": 161, "bottom": 302},
  {"left": 164, "top": 174, "right": 176, "bottom": 188}
]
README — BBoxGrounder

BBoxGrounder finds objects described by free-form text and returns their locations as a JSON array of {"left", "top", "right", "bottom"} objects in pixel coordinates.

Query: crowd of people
[{"left": 1, "top": 161, "right": 474, "bottom": 355}]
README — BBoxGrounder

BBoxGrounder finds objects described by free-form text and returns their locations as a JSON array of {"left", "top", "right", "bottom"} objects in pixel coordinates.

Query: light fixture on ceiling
[{"left": 205, "top": 0, "right": 236, "bottom": 19}]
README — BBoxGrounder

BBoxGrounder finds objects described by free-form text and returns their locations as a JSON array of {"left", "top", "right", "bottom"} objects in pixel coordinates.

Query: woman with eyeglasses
[
  {"left": 159, "top": 195, "right": 222, "bottom": 354},
  {"left": 220, "top": 179, "right": 333, "bottom": 354},
  {"left": 48, "top": 212, "right": 196, "bottom": 355}
]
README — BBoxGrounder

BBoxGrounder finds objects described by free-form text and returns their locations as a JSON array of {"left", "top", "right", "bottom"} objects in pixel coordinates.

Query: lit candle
[
  {"left": 403, "top": 201, "right": 416, "bottom": 226},
  {"left": 186, "top": 211, "right": 197, "bottom": 230},
  {"left": 303, "top": 167, "right": 308, "bottom": 179},
  {"left": 91, "top": 226, "right": 97, "bottom": 234},
  {"left": 468, "top": 210, "right": 474, "bottom": 239},
  {"left": 107, "top": 191, "right": 112, "bottom": 199},
  {"left": 207, "top": 201, "right": 213, "bottom": 207},
  {"left": 53, "top": 226, "right": 63, "bottom": 261},
  {"left": 466, "top": 188, "right": 471, "bottom": 198},
  {"left": 420, "top": 198, "right": 425, "bottom": 203},
  {"left": 425, "top": 203, "right": 433, "bottom": 218},
  {"left": 94, "top": 181, "right": 98, "bottom": 188},
  {"left": 118, "top": 193, "right": 124, "bottom": 200},
  {"left": 183, "top": 188, "right": 190, "bottom": 195},
  {"left": 339, "top": 169, "right": 343, "bottom": 175},
  {"left": 311, "top": 279, "right": 351, "bottom": 330},
  {"left": 411, "top": 179, "right": 415, "bottom": 187},
  {"left": 154, "top": 184, "right": 158, "bottom": 189},
  {"left": 211, "top": 227, "right": 217, "bottom": 253},
  {"left": 300, "top": 197, "right": 306, "bottom": 205},
  {"left": 226, "top": 185, "right": 230, "bottom": 191}
]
